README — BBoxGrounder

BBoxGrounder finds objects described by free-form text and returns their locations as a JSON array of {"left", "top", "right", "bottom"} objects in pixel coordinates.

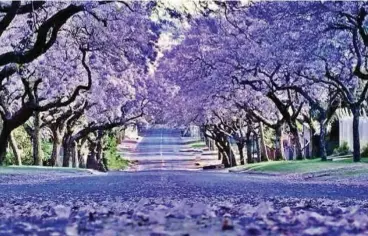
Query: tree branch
[
  {"left": 0, "top": 1, "right": 20, "bottom": 38},
  {"left": 37, "top": 47, "right": 92, "bottom": 111}
]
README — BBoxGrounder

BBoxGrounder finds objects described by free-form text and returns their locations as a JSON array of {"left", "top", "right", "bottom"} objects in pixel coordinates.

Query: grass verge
[
  {"left": 0, "top": 166, "right": 97, "bottom": 174},
  {"left": 230, "top": 158, "right": 368, "bottom": 174},
  {"left": 190, "top": 141, "right": 207, "bottom": 149}
]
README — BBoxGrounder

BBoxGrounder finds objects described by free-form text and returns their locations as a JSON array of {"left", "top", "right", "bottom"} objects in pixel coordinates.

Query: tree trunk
[
  {"left": 0, "top": 125, "right": 11, "bottom": 165},
  {"left": 221, "top": 144, "right": 237, "bottom": 168},
  {"left": 215, "top": 141, "right": 222, "bottom": 160},
  {"left": 311, "top": 134, "right": 319, "bottom": 158},
  {"left": 255, "top": 133, "right": 261, "bottom": 163},
  {"left": 228, "top": 144, "right": 237, "bottom": 167},
  {"left": 259, "top": 123, "right": 269, "bottom": 162},
  {"left": 71, "top": 141, "right": 79, "bottom": 168},
  {"left": 236, "top": 142, "right": 245, "bottom": 165},
  {"left": 96, "top": 137, "right": 103, "bottom": 162},
  {"left": 87, "top": 153, "right": 98, "bottom": 169},
  {"left": 215, "top": 136, "right": 237, "bottom": 168},
  {"left": 275, "top": 125, "right": 285, "bottom": 161},
  {"left": 51, "top": 140, "right": 62, "bottom": 167},
  {"left": 206, "top": 137, "right": 212, "bottom": 150},
  {"left": 9, "top": 131, "right": 22, "bottom": 165},
  {"left": 87, "top": 143, "right": 98, "bottom": 169},
  {"left": 51, "top": 132, "right": 62, "bottom": 167},
  {"left": 304, "top": 117, "right": 318, "bottom": 158},
  {"left": 246, "top": 131, "right": 253, "bottom": 164},
  {"left": 319, "top": 115, "right": 328, "bottom": 161},
  {"left": 352, "top": 106, "right": 361, "bottom": 162},
  {"left": 63, "top": 136, "right": 73, "bottom": 167},
  {"left": 207, "top": 138, "right": 212, "bottom": 150},
  {"left": 33, "top": 111, "right": 43, "bottom": 166},
  {"left": 102, "top": 152, "right": 108, "bottom": 172},
  {"left": 96, "top": 136, "right": 107, "bottom": 172},
  {"left": 290, "top": 123, "right": 304, "bottom": 160},
  {"left": 78, "top": 138, "right": 88, "bottom": 168},
  {"left": 79, "top": 151, "right": 88, "bottom": 168}
]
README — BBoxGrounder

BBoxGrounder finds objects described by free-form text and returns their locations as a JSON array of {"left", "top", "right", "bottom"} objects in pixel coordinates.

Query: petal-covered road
[
  {"left": 0, "top": 128, "right": 368, "bottom": 235},
  {"left": 1, "top": 171, "right": 368, "bottom": 235}
]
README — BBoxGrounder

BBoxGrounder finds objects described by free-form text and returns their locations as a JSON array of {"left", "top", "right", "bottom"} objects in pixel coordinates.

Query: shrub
[
  {"left": 333, "top": 141, "right": 351, "bottom": 156},
  {"left": 361, "top": 143, "right": 368, "bottom": 157},
  {"left": 41, "top": 140, "right": 53, "bottom": 160},
  {"left": 104, "top": 134, "right": 129, "bottom": 170},
  {"left": 5, "top": 152, "right": 15, "bottom": 166},
  {"left": 6, "top": 127, "right": 53, "bottom": 165},
  {"left": 6, "top": 127, "right": 33, "bottom": 165}
]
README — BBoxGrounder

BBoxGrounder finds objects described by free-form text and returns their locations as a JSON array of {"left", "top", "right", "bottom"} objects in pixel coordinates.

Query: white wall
[{"left": 339, "top": 118, "right": 368, "bottom": 150}]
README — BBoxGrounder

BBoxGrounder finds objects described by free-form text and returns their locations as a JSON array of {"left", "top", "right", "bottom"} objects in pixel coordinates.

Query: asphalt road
[
  {"left": 126, "top": 127, "right": 202, "bottom": 170},
  {"left": 1, "top": 128, "right": 368, "bottom": 235}
]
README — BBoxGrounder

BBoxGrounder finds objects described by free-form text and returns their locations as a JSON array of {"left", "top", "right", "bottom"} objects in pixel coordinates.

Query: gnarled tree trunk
[
  {"left": 246, "top": 131, "right": 253, "bottom": 164},
  {"left": 96, "top": 132, "right": 108, "bottom": 172},
  {"left": 221, "top": 143, "right": 237, "bottom": 168},
  {"left": 255, "top": 133, "right": 261, "bottom": 163},
  {"left": 78, "top": 138, "right": 88, "bottom": 168},
  {"left": 87, "top": 142, "right": 98, "bottom": 169},
  {"left": 289, "top": 123, "right": 304, "bottom": 160},
  {"left": 210, "top": 139, "right": 215, "bottom": 150},
  {"left": 9, "top": 132, "right": 22, "bottom": 165},
  {"left": 352, "top": 106, "right": 360, "bottom": 162},
  {"left": 236, "top": 141, "right": 245, "bottom": 165},
  {"left": 71, "top": 141, "right": 78, "bottom": 168},
  {"left": 51, "top": 132, "right": 63, "bottom": 167},
  {"left": 259, "top": 122, "right": 269, "bottom": 162},
  {"left": 215, "top": 141, "right": 223, "bottom": 160},
  {"left": 217, "top": 150, "right": 222, "bottom": 160},
  {"left": 62, "top": 136, "right": 73, "bottom": 167},
  {"left": 319, "top": 113, "right": 328, "bottom": 161},
  {"left": 214, "top": 135, "right": 237, "bottom": 168},
  {"left": 0, "top": 124, "right": 11, "bottom": 165},
  {"left": 275, "top": 125, "right": 285, "bottom": 161},
  {"left": 33, "top": 111, "right": 43, "bottom": 166}
]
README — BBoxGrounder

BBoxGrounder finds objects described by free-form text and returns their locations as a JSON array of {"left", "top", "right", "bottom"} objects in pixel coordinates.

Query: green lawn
[
  {"left": 190, "top": 141, "right": 207, "bottom": 149},
  {"left": 0, "top": 166, "right": 95, "bottom": 174},
  {"left": 231, "top": 158, "right": 368, "bottom": 174}
]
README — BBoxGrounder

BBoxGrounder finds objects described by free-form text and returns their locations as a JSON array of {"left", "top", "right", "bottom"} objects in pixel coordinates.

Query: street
[
  {"left": 4, "top": 2, "right": 368, "bottom": 235},
  {"left": 125, "top": 127, "right": 204, "bottom": 171},
  {"left": 0, "top": 128, "right": 368, "bottom": 235}
]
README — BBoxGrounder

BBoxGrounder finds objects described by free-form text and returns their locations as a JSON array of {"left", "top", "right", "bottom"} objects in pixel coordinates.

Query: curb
[
  {"left": 229, "top": 170, "right": 284, "bottom": 176},
  {"left": 84, "top": 169, "right": 108, "bottom": 175}
]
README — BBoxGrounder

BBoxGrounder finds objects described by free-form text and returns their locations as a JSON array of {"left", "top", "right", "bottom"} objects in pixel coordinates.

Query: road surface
[
  {"left": 125, "top": 127, "right": 207, "bottom": 171},
  {"left": 0, "top": 127, "right": 368, "bottom": 235}
]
